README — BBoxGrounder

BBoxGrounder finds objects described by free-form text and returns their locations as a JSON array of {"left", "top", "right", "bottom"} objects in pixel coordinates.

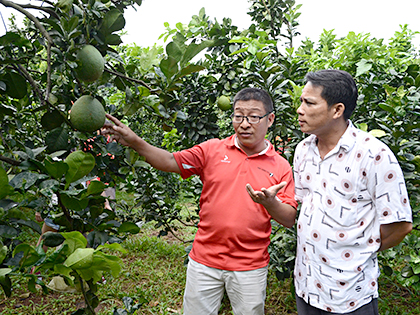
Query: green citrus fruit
[
  {"left": 217, "top": 95, "right": 231, "bottom": 111},
  {"left": 75, "top": 45, "right": 104, "bottom": 83},
  {"left": 70, "top": 95, "right": 106, "bottom": 132}
]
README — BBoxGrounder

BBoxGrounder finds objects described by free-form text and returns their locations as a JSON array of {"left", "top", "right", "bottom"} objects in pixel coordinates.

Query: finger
[
  {"left": 277, "top": 181, "right": 287, "bottom": 190},
  {"left": 262, "top": 181, "right": 287, "bottom": 197},
  {"left": 105, "top": 114, "right": 122, "bottom": 126},
  {"left": 246, "top": 183, "right": 256, "bottom": 197}
]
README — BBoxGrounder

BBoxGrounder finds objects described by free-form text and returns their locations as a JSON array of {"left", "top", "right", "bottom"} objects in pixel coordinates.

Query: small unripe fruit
[{"left": 217, "top": 95, "right": 231, "bottom": 111}]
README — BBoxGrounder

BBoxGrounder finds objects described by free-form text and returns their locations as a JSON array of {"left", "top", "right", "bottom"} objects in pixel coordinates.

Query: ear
[
  {"left": 267, "top": 112, "right": 275, "bottom": 127},
  {"left": 332, "top": 103, "right": 345, "bottom": 119}
]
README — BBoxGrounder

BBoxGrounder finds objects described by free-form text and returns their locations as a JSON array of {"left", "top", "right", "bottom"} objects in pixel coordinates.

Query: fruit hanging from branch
[
  {"left": 70, "top": 95, "right": 106, "bottom": 133},
  {"left": 75, "top": 45, "right": 105, "bottom": 83}
]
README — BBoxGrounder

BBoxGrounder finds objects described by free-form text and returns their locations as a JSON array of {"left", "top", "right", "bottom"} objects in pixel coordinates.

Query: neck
[
  {"left": 316, "top": 120, "right": 349, "bottom": 159},
  {"left": 235, "top": 136, "right": 268, "bottom": 156}
]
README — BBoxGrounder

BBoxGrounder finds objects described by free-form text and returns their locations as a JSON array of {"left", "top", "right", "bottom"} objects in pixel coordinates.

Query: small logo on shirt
[
  {"left": 258, "top": 166, "right": 274, "bottom": 177},
  {"left": 221, "top": 155, "right": 231, "bottom": 163}
]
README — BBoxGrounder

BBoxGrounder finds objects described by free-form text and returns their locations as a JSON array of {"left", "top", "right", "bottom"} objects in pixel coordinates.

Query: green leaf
[
  {"left": 87, "top": 230, "right": 109, "bottom": 248},
  {"left": 358, "top": 123, "right": 368, "bottom": 132},
  {"left": 61, "top": 231, "right": 88, "bottom": 253},
  {"left": 0, "top": 246, "right": 7, "bottom": 264},
  {"left": 45, "top": 127, "right": 70, "bottom": 152},
  {"left": 96, "top": 242, "right": 127, "bottom": 254},
  {"left": 9, "top": 171, "right": 44, "bottom": 190},
  {"left": 180, "top": 40, "right": 214, "bottom": 67},
  {"left": 122, "top": 98, "right": 142, "bottom": 116},
  {"left": 0, "top": 269, "right": 12, "bottom": 297},
  {"left": 53, "top": 264, "right": 74, "bottom": 280},
  {"left": 43, "top": 231, "right": 65, "bottom": 247},
  {"left": 382, "top": 265, "right": 393, "bottom": 276},
  {"left": 378, "top": 103, "right": 395, "bottom": 113},
  {"left": 0, "top": 103, "right": 16, "bottom": 116},
  {"left": 355, "top": 59, "right": 372, "bottom": 77},
  {"left": 179, "top": 64, "right": 206, "bottom": 78},
  {"left": 39, "top": 179, "right": 60, "bottom": 197},
  {"left": 101, "top": 9, "right": 126, "bottom": 33},
  {"left": 401, "top": 265, "right": 414, "bottom": 278},
  {"left": 64, "top": 248, "right": 94, "bottom": 269},
  {"left": 91, "top": 250, "right": 122, "bottom": 277},
  {"left": 64, "top": 151, "right": 96, "bottom": 186},
  {"left": 0, "top": 32, "right": 31, "bottom": 48},
  {"left": 86, "top": 180, "right": 106, "bottom": 196},
  {"left": 0, "top": 268, "right": 12, "bottom": 278},
  {"left": 159, "top": 56, "right": 179, "bottom": 80},
  {"left": 117, "top": 222, "right": 140, "bottom": 234},
  {"left": 60, "top": 192, "right": 89, "bottom": 212},
  {"left": 78, "top": 267, "right": 102, "bottom": 283},
  {"left": 369, "top": 129, "right": 386, "bottom": 138},
  {"left": 1, "top": 72, "right": 27, "bottom": 99},
  {"left": 0, "top": 225, "right": 19, "bottom": 238},
  {"left": 0, "top": 167, "right": 14, "bottom": 199},
  {"left": 56, "top": 0, "right": 73, "bottom": 12},
  {"left": 166, "top": 41, "right": 184, "bottom": 62},
  {"left": 105, "top": 34, "right": 122, "bottom": 46},
  {"left": 12, "top": 243, "right": 40, "bottom": 267},
  {"left": 16, "top": 219, "right": 42, "bottom": 234}
]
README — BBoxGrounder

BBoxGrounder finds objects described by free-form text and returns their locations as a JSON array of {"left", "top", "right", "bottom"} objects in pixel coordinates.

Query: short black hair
[
  {"left": 233, "top": 87, "right": 274, "bottom": 114},
  {"left": 305, "top": 70, "right": 358, "bottom": 120}
]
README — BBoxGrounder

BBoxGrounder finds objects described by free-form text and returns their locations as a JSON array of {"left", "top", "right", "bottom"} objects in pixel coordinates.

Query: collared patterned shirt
[{"left": 293, "top": 121, "right": 412, "bottom": 313}]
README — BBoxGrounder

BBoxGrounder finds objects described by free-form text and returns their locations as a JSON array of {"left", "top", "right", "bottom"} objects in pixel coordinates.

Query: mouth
[{"left": 239, "top": 132, "right": 252, "bottom": 138}]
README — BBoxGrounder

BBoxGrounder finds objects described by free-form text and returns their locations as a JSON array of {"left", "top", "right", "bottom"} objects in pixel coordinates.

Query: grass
[{"left": 1, "top": 203, "right": 419, "bottom": 314}]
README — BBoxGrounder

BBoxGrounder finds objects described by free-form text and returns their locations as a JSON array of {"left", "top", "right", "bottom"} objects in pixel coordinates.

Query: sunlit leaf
[{"left": 64, "top": 151, "right": 95, "bottom": 186}]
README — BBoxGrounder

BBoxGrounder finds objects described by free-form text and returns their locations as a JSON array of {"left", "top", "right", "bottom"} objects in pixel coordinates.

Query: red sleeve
[{"left": 173, "top": 141, "right": 209, "bottom": 179}]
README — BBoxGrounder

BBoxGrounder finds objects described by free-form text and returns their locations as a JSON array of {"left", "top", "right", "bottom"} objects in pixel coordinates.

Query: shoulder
[
  {"left": 295, "top": 135, "right": 315, "bottom": 154},
  {"left": 353, "top": 128, "right": 392, "bottom": 153}
]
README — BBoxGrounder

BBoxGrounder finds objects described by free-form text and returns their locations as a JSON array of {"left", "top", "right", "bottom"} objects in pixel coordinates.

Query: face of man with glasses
[{"left": 231, "top": 99, "right": 274, "bottom": 156}]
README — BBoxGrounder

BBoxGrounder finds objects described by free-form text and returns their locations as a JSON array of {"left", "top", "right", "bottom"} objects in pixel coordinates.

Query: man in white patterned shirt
[{"left": 293, "top": 69, "right": 412, "bottom": 314}]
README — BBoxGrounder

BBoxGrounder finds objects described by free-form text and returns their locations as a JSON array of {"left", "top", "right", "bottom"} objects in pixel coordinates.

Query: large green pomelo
[
  {"left": 217, "top": 95, "right": 231, "bottom": 111},
  {"left": 70, "top": 95, "right": 106, "bottom": 132},
  {"left": 75, "top": 45, "right": 104, "bottom": 83}
]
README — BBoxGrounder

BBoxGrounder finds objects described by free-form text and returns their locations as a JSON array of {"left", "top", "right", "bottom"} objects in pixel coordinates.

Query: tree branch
[
  {"left": 104, "top": 68, "right": 152, "bottom": 91},
  {"left": 18, "top": 3, "right": 59, "bottom": 19},
  {"left": 16, "top": 64, "right": 45, "bottom": 107},
  {"left": 0, "top": 155, "right": 21, "bottom": 166},
  {"left": 0, "top": 0, "right": 53, "bottom": 102}
]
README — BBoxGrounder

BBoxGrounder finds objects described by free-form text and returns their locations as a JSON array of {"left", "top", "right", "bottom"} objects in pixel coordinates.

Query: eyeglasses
[{"left": 230, "top": 111, "right": 272, "bottom": 124}]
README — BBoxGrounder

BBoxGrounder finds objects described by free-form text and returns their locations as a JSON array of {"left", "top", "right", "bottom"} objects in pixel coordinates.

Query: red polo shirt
[{"left": 173, "top": 135, "right": 297, "bottom": 271}]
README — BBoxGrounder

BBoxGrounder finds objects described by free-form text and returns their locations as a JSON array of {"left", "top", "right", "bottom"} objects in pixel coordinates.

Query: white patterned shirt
[{"left": 293, "top": 121, "right": 412, "bottom": 313}]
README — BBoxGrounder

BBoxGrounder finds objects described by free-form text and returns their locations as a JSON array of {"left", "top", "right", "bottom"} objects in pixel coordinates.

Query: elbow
[
  {"left": 404, "top": 222, "right": 413, "bottom": 237},
  {"left": 283, "top": 218, "right": 296, "bottom": 229}
]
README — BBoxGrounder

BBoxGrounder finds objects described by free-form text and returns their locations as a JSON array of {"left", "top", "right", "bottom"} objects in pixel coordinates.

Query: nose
[
  {"left": 297, "top": 103, "right": 304, "bottom": 115},
  {"left": 239, "top": 117, "right": 251, "bottom": 127}
]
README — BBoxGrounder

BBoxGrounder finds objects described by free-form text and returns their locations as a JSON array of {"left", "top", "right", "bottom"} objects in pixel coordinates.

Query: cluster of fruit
[{"left": 70, "top": 45, "right": 106, "bottom": 133}]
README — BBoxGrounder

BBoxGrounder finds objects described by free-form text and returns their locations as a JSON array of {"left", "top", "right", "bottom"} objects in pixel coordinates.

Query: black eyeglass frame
[{"left": 230, "top": 111, "right": 273, "bottom": 124}]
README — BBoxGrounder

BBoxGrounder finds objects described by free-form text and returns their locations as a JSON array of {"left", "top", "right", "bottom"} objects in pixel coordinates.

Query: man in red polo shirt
[{"left": 103, "top": 87, "right": 297, "bottom": 315}]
